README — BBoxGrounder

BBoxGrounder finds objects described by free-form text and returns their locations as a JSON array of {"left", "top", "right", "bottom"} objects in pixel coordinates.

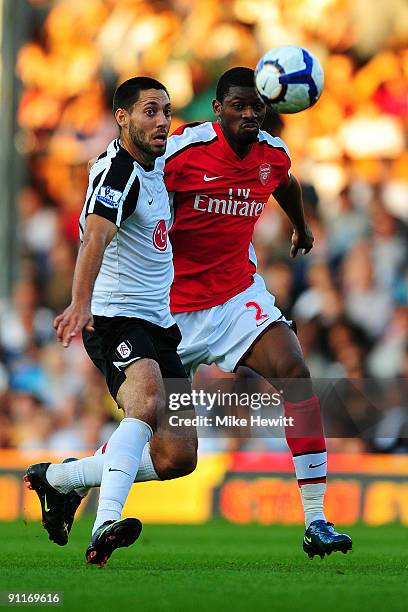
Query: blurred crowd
[{"left": 0, "top": 0, "right": 407, "bottom": 452}]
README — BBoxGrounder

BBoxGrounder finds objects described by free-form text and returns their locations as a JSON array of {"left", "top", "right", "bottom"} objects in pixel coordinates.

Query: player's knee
[
  {"left": 164, "top": 453, "right": 197, "bottom": 480},
  {"left": 122, "top": 392, "right": 166, "bottom": 422},
  {"left": 277, "top": 356, "right": 313, "bottom": 402},
  {"left": 155, "top": 445, "right": 198, "bottom": 480},
  {"left": 277, "top": 356, "right": 310, "bottom": 380}
]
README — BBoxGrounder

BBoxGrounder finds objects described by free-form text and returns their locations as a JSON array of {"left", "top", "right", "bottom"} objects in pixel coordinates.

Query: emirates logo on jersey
[
  {"left": 259, "top": 163, "right": 271, "bottom": 186},
  {"left": 153, "top": 219, "right": 167, "bottom": 251}
]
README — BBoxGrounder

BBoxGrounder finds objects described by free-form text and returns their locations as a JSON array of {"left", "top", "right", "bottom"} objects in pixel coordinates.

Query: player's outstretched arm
[
  {"left": 54, "top": 214, "right": 117, "bottom": 347},
  {"left": 273, "top": 174, "right": 314, "bottom": 258}
]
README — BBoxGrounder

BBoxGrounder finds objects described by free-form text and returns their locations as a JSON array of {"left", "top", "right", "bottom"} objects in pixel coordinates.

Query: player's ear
[
  {"left": 212, "top": 98, "right": 222, "bottom": 119},
  {"left": 114, "top": 108, "right": 128, "bottom": 129}
]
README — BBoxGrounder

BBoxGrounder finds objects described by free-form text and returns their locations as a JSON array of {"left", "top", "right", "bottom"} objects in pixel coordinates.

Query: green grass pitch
[{"left": 0, "top": 520, "right": 407, "bottom": 611}]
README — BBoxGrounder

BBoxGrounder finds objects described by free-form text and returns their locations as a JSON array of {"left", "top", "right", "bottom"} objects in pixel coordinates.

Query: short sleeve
[
  {"left": 164, "top": 154, "right": 181, "bottom": 193},
  {"left": 273, "top": 137, "right": 291, "bottom": 187},
  {"left": 279, "top": 154, "right": 291, "bottom": 187},
  {"left": 86, "top": 158, "right": 140, "bottom": 226}
]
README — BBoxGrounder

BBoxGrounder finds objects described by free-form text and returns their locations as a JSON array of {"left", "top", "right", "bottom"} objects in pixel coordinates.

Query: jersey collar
[
  {"left": 212, "top": 121, "right": 256, "bottom": 161},
  {"left": 117, "top": 139, "right": 158, "bottom": 172}
]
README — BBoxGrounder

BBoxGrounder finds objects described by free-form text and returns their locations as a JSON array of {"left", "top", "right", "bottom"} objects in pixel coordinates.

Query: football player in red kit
[
  {"left": 40, "top": 68, "right": 352, "bottom": 559},
  {"left": 164, "top": 68, "right": 351, "bottom": 557}
]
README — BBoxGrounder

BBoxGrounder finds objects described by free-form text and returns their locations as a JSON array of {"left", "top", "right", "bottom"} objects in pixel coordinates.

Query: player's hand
[
  {"left": 290, "top": 224, "right": 314, "bottom": 258},
  {"left": 53, "top": 303, "right": 94, "bottom": 348}
]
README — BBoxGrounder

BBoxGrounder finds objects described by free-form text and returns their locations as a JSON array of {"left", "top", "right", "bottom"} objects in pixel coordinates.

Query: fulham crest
[{"left": 116, "top": 340, "right": 132, "bottom": 359}]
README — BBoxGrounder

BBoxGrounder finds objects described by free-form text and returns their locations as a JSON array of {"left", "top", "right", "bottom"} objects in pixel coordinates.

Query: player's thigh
[
  {"left": 149, "top": 321, "right": 192, "bottom": 398},
  {"left": 243, "top": 321, "right": 312, "bottom": 401},
  {"left": 83, "top": 316, "right": 166, "bottom": 421},
  {"left": 149, "top": 322, "right": 198, "bottom": 450},
  {"left": 152, "top": 322, "right": 188, "bottom": 379},
  {"left": 243, "top": 321, "right": 307, "bottom": 376},
  {"left": 210, "top": 274, "right": 285, "bottom": 372},
  {"left": 116, "top": 357, "right": 166, "bottom": 425},
  {"left": 172, "top": 311, "right": 211, "bottom": 377}
]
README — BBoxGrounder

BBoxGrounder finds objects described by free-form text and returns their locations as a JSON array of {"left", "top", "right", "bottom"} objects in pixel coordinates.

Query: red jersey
[{"left": 164, "top": 121, "right": 291, "bottom": 312}]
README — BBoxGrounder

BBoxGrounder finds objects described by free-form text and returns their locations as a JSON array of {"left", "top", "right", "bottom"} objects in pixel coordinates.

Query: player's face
[
  {"left": 213, "top": 86, "right": 266, "bottom": 147},
  {"left": 126, "top": 89, "right": 172, "bottom": 159}
]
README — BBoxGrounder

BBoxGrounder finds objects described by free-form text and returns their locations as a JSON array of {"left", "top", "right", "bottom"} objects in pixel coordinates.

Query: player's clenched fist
[
  {"left": 290, "top": 224, "right": 314, "bottom": 258},
  {"left": 54, "top": 304, "right": 94, "bottom": 348}
]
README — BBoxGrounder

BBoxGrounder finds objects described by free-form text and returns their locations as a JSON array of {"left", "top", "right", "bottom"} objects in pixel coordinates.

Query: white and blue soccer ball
[{"left": 254, "top": 45, "right": 324, "bottom": 114}]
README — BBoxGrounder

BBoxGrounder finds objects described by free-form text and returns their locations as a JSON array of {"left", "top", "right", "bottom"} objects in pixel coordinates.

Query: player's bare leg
[
  {"left": 85, "top": 358, "right": 159, "bottom": 567},
  {"left": 63, "top": 424, "right": 198, "bottom": 491},
  {"left": 242, "top": 321, "right": 352, "bottom": 558},
  {"left": 149, "top": 429, "right": 198, "bottom": 479},
  {"left": 44, "top": 376, "right": 197, "bottom": 545}
]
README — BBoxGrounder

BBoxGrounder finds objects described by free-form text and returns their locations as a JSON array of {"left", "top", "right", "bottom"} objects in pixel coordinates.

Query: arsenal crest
[{"left": 259, "top": 163, "right": 271, "bottom": 186}]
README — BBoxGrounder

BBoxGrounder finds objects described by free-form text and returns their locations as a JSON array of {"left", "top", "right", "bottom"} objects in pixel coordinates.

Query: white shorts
[{"left": 173, "top": 273, "right": 290, "bottom": 377}]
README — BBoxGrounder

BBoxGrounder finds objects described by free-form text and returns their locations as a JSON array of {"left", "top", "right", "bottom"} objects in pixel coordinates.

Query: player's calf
[{"left": 150, "top": 437, "right": 198, "bottom": 480}]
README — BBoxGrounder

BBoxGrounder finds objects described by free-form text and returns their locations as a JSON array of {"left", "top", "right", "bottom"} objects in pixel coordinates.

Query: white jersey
[{"left": 79, "top": 139, "right": 174, "bottom": 328}]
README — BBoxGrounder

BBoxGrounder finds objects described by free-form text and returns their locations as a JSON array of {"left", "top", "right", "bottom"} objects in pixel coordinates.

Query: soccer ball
[{"left": 254, "top": 45, "right": 324, "bottom": 114}]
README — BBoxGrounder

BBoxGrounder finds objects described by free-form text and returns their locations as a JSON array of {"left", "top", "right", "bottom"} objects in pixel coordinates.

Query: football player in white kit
[{"left": 24, "top": 77, "right": 197, "bottom": 567}]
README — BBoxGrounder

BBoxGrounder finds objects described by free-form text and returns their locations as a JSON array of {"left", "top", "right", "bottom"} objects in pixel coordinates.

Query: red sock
[{"left": 284, "top": 395, "right": 327, "bottom": 486}]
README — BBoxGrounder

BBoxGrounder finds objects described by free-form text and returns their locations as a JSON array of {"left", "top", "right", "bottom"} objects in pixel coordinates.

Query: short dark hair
[
  {"left": 216, "top": 67, "right": 255, "bottom": 102},
  {"left": 112, "top": 77, "right": 169, "bottom": 113}
]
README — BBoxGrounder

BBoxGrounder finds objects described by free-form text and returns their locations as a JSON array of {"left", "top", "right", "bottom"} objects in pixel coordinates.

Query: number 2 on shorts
[{"left": 245, "top": 301, "right": 268, "bottom": 321}]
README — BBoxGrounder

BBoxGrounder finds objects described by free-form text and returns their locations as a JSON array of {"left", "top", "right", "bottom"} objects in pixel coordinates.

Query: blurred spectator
[
  {"left": 19, "top": 407, "right": 53, "bottom": 450},
  {"left": 367, "top": 306, "right": 408, "bottom": 377},
  {"left": 263, "top": 261, "right": 294, "bottom": 315},
  {"left": 0, "top": 0, "right": 406, "bottom": 451},
  {"left": 293, "top": 261, "right": 339, "bottom": 322},
  {"left": 0, "top": 282, "right": 54, "bottom": 357},
  {"left": 42, "top": 239, "right": 76, "bottom": 312},
  {"left": 18, "top": 186, "right": 58, "bottom": 275},
  {"left": 296, "top": 319, "right": 329, "bottom": 378},
  {"left": 326, "top": 186, "right": 369, "bottom": 262},
  {"left": 341, "top": 242, "right": 394, "bottom": 338},
  {"left": 370, "top": 200, "right": 406, "bottom": 291}
]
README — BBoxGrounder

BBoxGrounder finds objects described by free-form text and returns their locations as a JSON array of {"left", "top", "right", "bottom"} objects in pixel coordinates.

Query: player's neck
[
  {"left": 219, "top": 125, "right": 252, "bottom": 159},
  {"left": 119, "top": 137, "right": 155, "bottom": 171}
]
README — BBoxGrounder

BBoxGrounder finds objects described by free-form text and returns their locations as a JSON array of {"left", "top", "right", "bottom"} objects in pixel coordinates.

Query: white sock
[
  {"left": 67, "top": 442, "right": 160, "bottom": 499},
  {"left": 134, "top": 443, "right": 160, "bottom": 482},
  {"left": 92, "top": 441, "right": 160, "bottom": 482},
  {"left": 300, "top": 483, "right": 327, "bottom": 528},
  {"left": 74, "top": 445, "right": 105, "bottom": 497},
  {"left": 46, "top": 455, "right": 106, "bottom": 494},
  {"left": 92, "top": 418, "right": 152, "bottom": 534}
]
